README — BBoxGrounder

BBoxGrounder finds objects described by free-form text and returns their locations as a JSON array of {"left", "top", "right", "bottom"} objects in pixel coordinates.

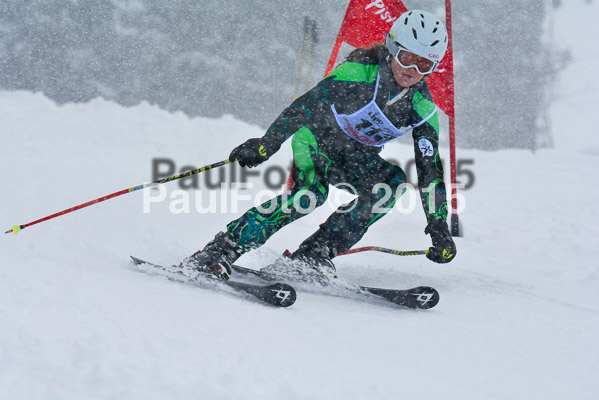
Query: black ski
[
  {"left": 230, "top": 264, "right": 439, "bottom": 310},
  {"left": 130, "top": 256, "right": 296, "bottom": 308},
  {"left": 359, "top": 285, "right": 439, "bottom": 310}
]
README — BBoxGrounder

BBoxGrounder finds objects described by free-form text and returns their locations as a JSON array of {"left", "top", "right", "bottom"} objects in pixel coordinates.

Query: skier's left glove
[
  {"left": 229, "top": 137, "right": 279, "bottom": 168},
  {"left": 425, "top": 218, "right": 457, "bottom": 264}
]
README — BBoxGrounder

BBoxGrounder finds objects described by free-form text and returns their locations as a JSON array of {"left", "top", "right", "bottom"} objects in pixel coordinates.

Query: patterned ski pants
[{"left": 226, "top": 127, "right": 407, "bottom": 258}]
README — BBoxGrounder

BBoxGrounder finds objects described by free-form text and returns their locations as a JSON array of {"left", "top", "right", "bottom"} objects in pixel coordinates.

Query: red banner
[
  {"left": 426, "top": 38, "right": 455, "bottom": 117},
  {"left": 337, "top": 0, "right": 407, "bottom": 48}
]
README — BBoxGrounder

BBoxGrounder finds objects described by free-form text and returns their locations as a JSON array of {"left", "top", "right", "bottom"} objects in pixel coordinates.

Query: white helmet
[{"left": 386, "top": 10, "right": 448, "bottom": 64}]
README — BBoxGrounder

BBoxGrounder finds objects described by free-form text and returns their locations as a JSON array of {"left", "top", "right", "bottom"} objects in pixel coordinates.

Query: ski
[
  {"left": 358, "top": 285, "right": 439, "bottom": 310},
  {"left": 230, "top": 264, "right": 439, "bottom": 310},
  {"left": 130, "top": 256, "right": 296, "bottom": 308}
]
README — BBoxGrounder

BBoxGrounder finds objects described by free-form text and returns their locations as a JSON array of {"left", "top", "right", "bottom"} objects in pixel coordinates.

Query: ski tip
[
  {"left": 265, "top": 283, "right": 297, "bottom": 308},
  {"left": 130, "top": 255, "right": 145, "bottom": 265},
  {"left": 411, "top": 286, "right": 440, "bottom": 309},
  {"left": 362, "top": 285, "right": 440, "bottom": 310}
]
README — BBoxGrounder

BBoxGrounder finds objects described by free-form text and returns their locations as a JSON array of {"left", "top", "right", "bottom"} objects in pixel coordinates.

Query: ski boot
[
  {"left": 181, "top": 231, "right": 244, "bottom": 280},
  {"left": 291, "top": 227, "right": 339, "bottom": 275},
  {"left": 261, "top": 240, "right": 337, "bottom": 284},
  {"left": 288, "top": 243, "right": 337, "bottom": 277}
]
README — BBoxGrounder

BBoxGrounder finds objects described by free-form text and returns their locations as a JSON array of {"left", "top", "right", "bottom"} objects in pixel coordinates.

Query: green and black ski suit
[{"left": 227, "top": 52, "right": 448, "bottom": 259}]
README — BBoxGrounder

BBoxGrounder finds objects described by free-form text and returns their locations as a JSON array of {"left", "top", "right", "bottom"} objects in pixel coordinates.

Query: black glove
[
  {"left": 425, "top": 218, "right": 457, "bottom": 264},
  {"left": 229, "top": 138, "right": 278, "bottom": 168}
]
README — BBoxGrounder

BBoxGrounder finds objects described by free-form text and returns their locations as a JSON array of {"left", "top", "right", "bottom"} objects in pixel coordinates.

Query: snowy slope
[{"left": 1, "top": 2, "right": 598, "bottom": 399}]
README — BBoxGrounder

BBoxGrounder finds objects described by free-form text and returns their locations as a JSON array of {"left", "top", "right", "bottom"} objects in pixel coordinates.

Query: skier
[{"left": 183, "top": 10, "right": 457, "bottom": 279}]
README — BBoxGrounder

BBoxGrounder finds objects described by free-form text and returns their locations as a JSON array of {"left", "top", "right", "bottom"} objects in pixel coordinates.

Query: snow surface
[{"left": 1, "top": 2, "right": 598, "bottom": 399}]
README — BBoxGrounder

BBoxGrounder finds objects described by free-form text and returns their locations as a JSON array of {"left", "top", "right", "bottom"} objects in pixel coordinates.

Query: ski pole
[
  {"left": 5, "top": 159, "right": 233, "bottom": 235},
  {"left": 304, "top": 18, "right": 318, "bottom": 91},
  {"left": 292, "top": 17, "right": 310, "bottom": 100},
  {"left": 338, "top": 246, "right": 429, "bottom": 257}
]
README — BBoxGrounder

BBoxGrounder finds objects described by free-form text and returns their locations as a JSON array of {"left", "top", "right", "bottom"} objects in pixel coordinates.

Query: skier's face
[{"left": 390, "top": 57, "right": 426, "bottom": 87}]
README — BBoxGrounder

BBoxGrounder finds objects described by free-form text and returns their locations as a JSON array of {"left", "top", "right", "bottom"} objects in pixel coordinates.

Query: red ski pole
[{"left": 5, "top": 159, "right": 233, "bottom": 235}]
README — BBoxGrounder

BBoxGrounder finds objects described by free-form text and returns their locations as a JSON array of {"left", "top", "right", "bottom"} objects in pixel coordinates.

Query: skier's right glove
[
  {"left": 425, "top": 218, "right": 457, "bottom": 264},
  {"left": 229, "top": 137, "right": 279, "bottom": 168}
]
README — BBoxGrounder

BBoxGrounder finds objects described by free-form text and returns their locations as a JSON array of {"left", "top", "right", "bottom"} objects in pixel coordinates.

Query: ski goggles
[{"left": 385, "top": 34, "right": 438, "bottom": 75}]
